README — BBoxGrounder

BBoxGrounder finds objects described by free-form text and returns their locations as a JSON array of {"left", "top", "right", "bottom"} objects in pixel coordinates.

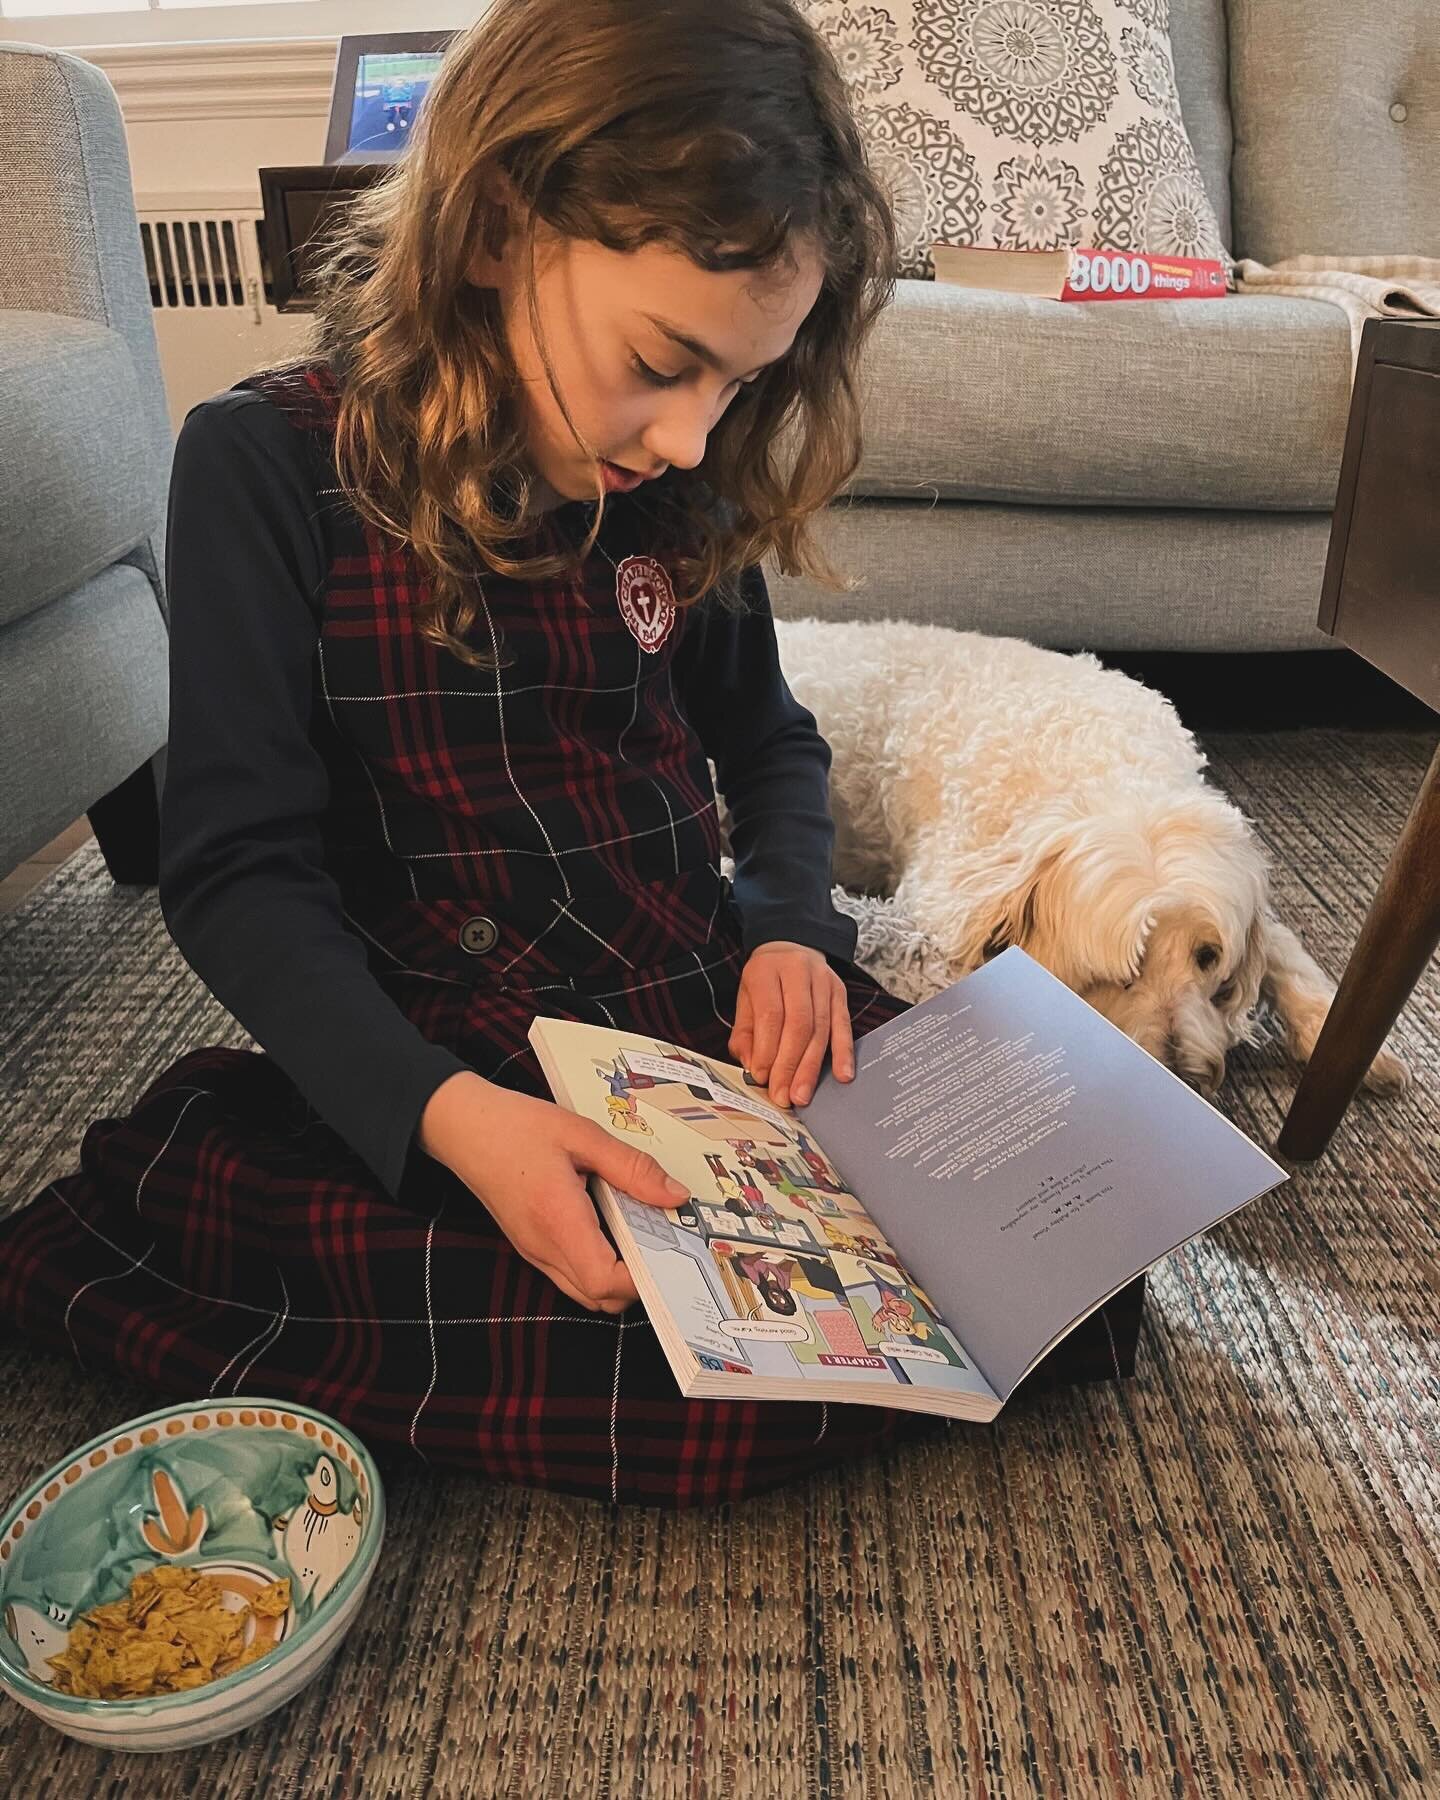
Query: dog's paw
[{"left": 1361, "top": 1044, "right": 1411, "bottom": 1095}]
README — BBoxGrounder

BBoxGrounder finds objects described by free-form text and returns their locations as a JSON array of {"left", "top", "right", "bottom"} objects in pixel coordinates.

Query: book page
[
  {"left": 529, "top": 1018, "right": 1000, "bottom": 1407},
  {"left": 797, "top": 948, "right": 1289, "bottom": 1397}
]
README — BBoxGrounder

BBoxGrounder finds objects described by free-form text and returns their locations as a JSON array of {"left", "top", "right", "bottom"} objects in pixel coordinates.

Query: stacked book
[{"left": 932, "top": 243, "right": 1228, "bottom": 301}]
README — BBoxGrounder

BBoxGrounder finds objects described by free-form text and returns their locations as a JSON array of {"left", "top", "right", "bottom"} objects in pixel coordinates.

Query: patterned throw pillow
[{"left": 797, "top": 0, "right": 1230, "bottom": 280}]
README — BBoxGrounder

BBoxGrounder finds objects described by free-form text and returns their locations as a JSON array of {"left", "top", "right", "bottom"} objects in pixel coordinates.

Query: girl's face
[{"left": 476, "top": 223, "right": 825, "bottom": 509}]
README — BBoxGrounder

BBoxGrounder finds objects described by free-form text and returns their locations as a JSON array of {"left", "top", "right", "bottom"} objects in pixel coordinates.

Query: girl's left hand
[{"left": 730, "top": 941, "right": 854, "bottom": 1109}]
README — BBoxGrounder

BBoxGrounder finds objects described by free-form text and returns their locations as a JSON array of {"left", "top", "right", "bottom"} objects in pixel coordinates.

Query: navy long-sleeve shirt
[{"left": 158, "top": 390, "right": 856, "bottom": 1197}]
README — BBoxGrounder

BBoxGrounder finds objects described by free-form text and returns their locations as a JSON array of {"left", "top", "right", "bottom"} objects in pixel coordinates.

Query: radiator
[{"left": 137, "top": 199, "right": 314, "bottom": 433}]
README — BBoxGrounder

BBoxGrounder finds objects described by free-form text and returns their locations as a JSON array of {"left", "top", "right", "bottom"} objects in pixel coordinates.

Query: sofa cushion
[
  {"left": 1228, "top": 0, "right": 1440, "bottom": 261},
  {"left": 0, "top": 310, "right": 158, "bottom": 630},
  {"left": 770, "top": 499, "right": 1336, "bottom": 652},
  {"left": 797, "top": 0, "right": 1230, "bottom": 279},
  {"left": 850, "top": 279, "right": 1354, "bottom": 508}
]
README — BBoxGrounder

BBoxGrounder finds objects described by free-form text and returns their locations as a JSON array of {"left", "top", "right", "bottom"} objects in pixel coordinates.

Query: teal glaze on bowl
[{"left": 0, "top": 1399, "right": 384, "bottom": 1752}]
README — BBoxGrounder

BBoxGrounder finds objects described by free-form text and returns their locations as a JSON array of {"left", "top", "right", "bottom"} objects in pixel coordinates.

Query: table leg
[{"left": 1277, "top": 739, "right": 1440, "bottom": 1159}]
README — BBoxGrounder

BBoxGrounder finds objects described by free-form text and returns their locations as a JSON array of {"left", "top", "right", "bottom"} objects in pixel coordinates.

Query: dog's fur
[{"left": 771, "top": 618, "right": 1409, "bottom": 1101}]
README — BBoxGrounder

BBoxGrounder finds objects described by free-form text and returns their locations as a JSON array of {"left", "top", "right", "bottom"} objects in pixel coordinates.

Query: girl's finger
[
  {"left": 748, "top": 964, "right": 787, "bottom": 1082},
  {"left": 788, "top": 969, "right": 834, "bottom": 1107},
  {"left": 547, "top": 1242, "right": 638, "bottom": 1315},
  {"left": 574, "top": 1119, "right": 688, "bottom": 1208},
  {"left": 526, "top": 1178, "right": 642, "bottom": 1314},
  {"left": 766, "top": 968, "right": 815, "bottom": 1107},
  {"left": 830, "top": 974, "right": 855, "bottom": 1082},
  {"left": 730, "top": 980, "right": 754, "bottom": 1068}
]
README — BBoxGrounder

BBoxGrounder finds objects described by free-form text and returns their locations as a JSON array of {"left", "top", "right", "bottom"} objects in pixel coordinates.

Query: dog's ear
[
  {"left": 980, "top": 882, "right": 1043, "bottom": 960},
  {"left": 972, "top": 853, "right": 1059, "bottom": 965},
  {"left": 968, "top": 822, "right": 1158, "bottom": 992}
]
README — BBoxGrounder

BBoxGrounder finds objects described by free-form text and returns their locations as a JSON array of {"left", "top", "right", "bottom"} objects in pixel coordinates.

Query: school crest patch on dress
[{"left": 615, "top": 555, "right": 677, "bottom": 653}]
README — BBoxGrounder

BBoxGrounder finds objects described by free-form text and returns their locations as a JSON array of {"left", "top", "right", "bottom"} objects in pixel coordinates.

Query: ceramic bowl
[{"left": 0, "top": 1398, "right": 384, "bottom": 1752}]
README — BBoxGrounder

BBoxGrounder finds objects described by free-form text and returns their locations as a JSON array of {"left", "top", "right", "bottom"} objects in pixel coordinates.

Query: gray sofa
[
  {"left": 0, "top": 44, "right": 171, "bottom": 881},
  {"left": 771, "top": 0, "right": 1439, "bottom": 654}
]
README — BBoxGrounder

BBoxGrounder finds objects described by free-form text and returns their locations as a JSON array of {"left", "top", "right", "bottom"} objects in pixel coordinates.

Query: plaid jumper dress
[
  {"left": 0, "top": 367, "right": 968, "bottom": 1509},
  {"left": 0, "top": 369, "right": 1144, "bottom": 1504}
]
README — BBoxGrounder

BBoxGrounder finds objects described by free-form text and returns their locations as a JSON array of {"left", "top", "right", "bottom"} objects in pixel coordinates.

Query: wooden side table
[{"left": 1277, "top": 318, "right": 1440, "bottom": 1160}]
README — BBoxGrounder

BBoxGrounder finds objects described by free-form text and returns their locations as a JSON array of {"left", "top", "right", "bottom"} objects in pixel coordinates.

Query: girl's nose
[{"left": 641, "top": 397, "right": 716, "bottom": 473}]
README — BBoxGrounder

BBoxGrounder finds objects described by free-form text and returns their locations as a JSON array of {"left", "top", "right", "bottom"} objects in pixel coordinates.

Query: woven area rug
[{"left": 0, "top": 726, "right": 1437, "bottom": 1799}]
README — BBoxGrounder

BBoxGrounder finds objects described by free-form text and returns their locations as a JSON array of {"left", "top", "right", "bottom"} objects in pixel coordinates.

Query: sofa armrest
[{"left": 0, "top": 43, "right": 173, "bottom": 613}]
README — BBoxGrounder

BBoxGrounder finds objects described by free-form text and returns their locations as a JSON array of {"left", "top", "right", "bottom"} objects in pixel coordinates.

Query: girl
[{"left": 0, "top": 0, "right": 1137, "bottom": 1509}]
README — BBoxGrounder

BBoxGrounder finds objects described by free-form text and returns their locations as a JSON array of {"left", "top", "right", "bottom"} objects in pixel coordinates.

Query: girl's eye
[
  {"left": 631, "top": 354, "right": 753, "bottom": 397},
  {"left": 631, "top": 354, "right": 682, "bottom": 389}
]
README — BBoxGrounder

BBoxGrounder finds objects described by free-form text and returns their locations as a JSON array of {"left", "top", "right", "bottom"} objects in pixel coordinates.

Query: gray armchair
[{"left": 0, "top": 44, "right": 172, "bottom": 882}]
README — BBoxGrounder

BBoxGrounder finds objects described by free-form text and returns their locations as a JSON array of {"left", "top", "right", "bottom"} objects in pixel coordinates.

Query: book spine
[{"left": 1060, "top": 247, "right": 1227, "bottom": 301}]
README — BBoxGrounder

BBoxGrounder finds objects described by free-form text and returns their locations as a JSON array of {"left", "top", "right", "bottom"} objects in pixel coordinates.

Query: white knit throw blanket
[
  {"left": 831, "top": 888, "right": 953, "bottom": 1006},
  {"left": 1234, "top": 254, "right": 1440, "bottom": 375}
]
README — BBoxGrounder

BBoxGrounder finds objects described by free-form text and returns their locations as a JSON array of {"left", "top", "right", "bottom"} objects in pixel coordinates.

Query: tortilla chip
[
  {"left": 45, "top": 1566, "right": 293, "bottom": 1699},
  {"left": 250, "top": 1578, "right": 291, "bottom": 1620}
]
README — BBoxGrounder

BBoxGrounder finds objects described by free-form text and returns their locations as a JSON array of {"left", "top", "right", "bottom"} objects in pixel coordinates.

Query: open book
[{"left": 527, "top": 947, "right": 1288, "bottom": 1421}]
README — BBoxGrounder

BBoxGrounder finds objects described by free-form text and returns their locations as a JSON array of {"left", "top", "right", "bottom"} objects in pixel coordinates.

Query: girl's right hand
[{"left": 418, "top": 1072, "right": 688, "bottom": 1315}]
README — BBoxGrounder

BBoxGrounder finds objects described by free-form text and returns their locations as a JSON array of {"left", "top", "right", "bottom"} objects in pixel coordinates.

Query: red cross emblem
[{"left": 615, "top": 555, "right": 677, "bottom": 654}]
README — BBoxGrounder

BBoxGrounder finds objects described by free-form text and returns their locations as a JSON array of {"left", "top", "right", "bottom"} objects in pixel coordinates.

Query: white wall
[
  {"left": 0, "top": 2, "right": 483, "bottom": 52},
  {"left": 2, "top": 3, "right": 490, "bottom": 200}
]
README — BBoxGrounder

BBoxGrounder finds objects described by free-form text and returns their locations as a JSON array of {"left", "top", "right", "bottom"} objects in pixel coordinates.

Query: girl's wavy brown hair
[{"left": 303, "top": 0, "right": 897, "bottom": 668}]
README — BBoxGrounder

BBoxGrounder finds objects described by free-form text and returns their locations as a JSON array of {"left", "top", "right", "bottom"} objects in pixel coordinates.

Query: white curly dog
[{"left": 770, "top": 618, "right": 1410, "bottom": 1103}]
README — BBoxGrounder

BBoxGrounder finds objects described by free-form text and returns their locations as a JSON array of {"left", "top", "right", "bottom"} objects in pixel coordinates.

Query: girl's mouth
[{"left": 601, "top": 460, "right": 647, "bottom": 494}]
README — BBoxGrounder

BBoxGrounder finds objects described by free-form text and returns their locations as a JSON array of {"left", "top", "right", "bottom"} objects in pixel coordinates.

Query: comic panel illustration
[{"left": 593, "top": 1038, "right": 979, "bottom": 1389}]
